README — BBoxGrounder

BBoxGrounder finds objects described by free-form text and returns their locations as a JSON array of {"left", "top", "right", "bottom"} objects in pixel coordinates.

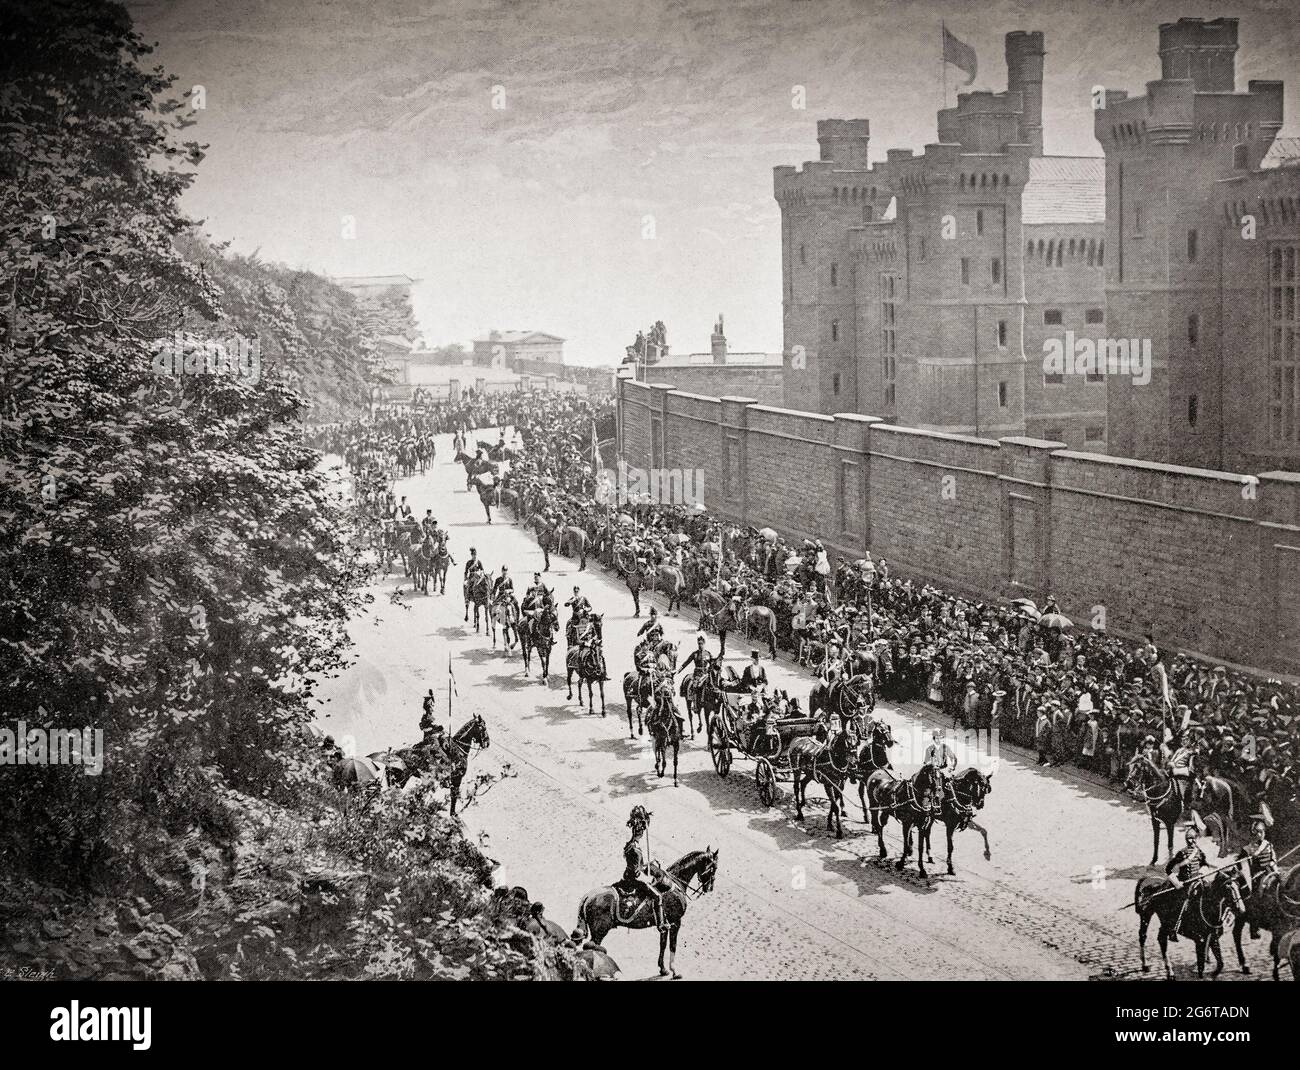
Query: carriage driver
[
  {"left": 616, "top": 806, "right": 668, "bottom": 932},
  {"left": 923, "top": 727, "right": 958, "bottom": 790}
]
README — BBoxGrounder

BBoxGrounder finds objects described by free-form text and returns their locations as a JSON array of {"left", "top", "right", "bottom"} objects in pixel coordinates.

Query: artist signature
[{"left": 2, "top": 965, "right": 57, "bottom": 981}]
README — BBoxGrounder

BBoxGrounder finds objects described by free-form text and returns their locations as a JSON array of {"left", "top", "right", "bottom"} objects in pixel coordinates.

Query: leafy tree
[{"left": 0, "top": 0, "right": 370, "bottom": 886}]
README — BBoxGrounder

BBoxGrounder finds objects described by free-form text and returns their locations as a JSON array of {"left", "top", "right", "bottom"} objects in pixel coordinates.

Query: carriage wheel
[
  {"left": 755, "top": 759, "right": 777, "bottom": 807},
  {"left": 709, "top": 726, "right": 730, "bottom": 777}
]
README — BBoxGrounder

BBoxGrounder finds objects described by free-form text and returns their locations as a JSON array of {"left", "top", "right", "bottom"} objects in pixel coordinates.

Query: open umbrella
[
  {"left": 759, "top": 527, "right": 778, "bottom": 542},
  {"left": 1038, "top": 612, "right": 1074, "bottom": 631},
  {"left": 577, "top": 944, "right": 620, "bottom": 980},
  {"left": 336, "top": 756, "right": 382, "bottom": 786},
  {"left": 368, "top": 750, "right": 406, "bottom": 772},
  {"left": 670, "top": 533, "right": 690, "bottom": 545},
  {"left": 616, "top": 513, "right": 635, "bottom": 527},
  {"left": 1010, "top": 597, "right": 1038, "bottom": 611}
]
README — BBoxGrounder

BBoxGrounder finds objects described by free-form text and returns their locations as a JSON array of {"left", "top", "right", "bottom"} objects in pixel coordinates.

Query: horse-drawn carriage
[{"left": 707, "top": 691, "right": 825, "bottom": 808}]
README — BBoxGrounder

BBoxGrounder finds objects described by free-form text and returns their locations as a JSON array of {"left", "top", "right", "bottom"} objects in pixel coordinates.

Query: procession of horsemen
[{"left": 307, "top": 390, "right": 1300, "bottom": 980}]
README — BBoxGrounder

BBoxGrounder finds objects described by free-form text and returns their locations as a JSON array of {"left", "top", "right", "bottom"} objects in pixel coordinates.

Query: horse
[
  {"left": 614, "top": 548, "right": 648, "bottom": 615},
  {"left": 788, "top": 724, "right": 857, "bottom": 839},
  {"left": 653, "top": 564, "right": 685, "bottom": 615},
  {"left": 572, "top": 847, "right": 719, "bottom": 979},
  {"left": 1190, "top": 772, "right": 1245, "bottom": 854},
  {"left": 396, "top": 714, "right": 491, "bottom": 818},
  {"left": 681, "top": 659, "right": 737, "bottom": 740},
  {"left": 430, "top": 540, "right": 452, "bottom": 594},
  {"left": 919, "top": 768, "right": 993, "bottom": 876},
  {"left": 1124, "top": 755, "right": 1182, "bottom": 866},
  {"left": 490, "top": 596, "right": 518, "bottom": 650},
  {"left": 815, "top": 672, "right": 875, "bottom": 733},
  {"left": 863, "top": 763, "right": 943, "bottom": 878},
  {"left": 645, "top": 676, "right": 682, "bottom": 786},
  {"left": 1134, "top": 868, "right": 1242, "bottom": 979},
  {"left": 518, "top": 603, "right": 558, "bottom": 678},
  {"left": 566, "top": 614, "right": 607, "bottom": 715},
  {"left": 622, "top": 670, "right": 653, "bottom": 738},
  {"left": 853, "top": 718, "right": 896, "bottom": 791},
  {"left": 1227, "top": 862, "right": 1300, "bottom": 979},
  {"left": 409, "top": 535, "right": 437, "bottom": 595},
  {"left": 464, "top": 571, "right": 491, "bottom": 631},
  {"left": 561, "top": 525, "right": 589, "bottom": 569}
]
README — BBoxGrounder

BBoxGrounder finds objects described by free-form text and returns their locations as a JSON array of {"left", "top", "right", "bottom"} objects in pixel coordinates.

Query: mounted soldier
[
  {"left": 1165, "top": 825, "right": 1209, "bottom": 940},
  {"left": 564, "top": 585, "right": 591, "bottom": 646},
  {"left": 491, "top": 564, "right": 519, "bottom": 617},
  {"left": 614, "top": 806, "right": 667, "bottom": 932},
  {"left": 675, "top": 634, "right": 714, "bottom": 722},
  {"left": 1169, "top": 730, "right": 1198, "bottom": 819},
  {"left": 923, "top": 726, "right": 958, "bottom": 799}
]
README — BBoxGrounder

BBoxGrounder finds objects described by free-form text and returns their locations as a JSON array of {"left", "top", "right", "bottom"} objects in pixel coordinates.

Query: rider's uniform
[
  {"left": 1169, "top": 744, "right": 1196, "bottom": 813},
  {"left": 1241, "top": 836, "right": 1278, "bottom": 892},
  {"left": 922, "top": 739, "right": 957, "bottom": 786},
  {"left": 618, "top": 837, "right": 664, "bottom": 927},
  {"left": 492, "top": 574, "right": 519, "bottom": 616},
  {"left": 1165, "top": 842, "right": 1209, "bottom": 928}
]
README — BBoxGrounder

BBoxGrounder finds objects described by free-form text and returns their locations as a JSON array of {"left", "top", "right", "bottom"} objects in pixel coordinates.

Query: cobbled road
[{"left": 315, "top": 434, "right": 1278, "bottom": 981}]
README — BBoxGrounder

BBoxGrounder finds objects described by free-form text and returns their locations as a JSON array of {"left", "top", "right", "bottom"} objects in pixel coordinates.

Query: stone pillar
[
  {"left": 832, "top": 413, "right": 880, "bottom": 553},
  {"left": 998, "top": 436, "right": 1063, "bottom": 600},
  {"left": 1256, "top": 471, "right": 1300, "bottom": 670},
  {"left": 719, "top": 396, "right": 756, "bottom": 526}
]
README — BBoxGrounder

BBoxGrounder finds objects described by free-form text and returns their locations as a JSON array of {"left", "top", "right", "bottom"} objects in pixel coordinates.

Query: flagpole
[
  {"left": 448, "top": 651, "right": 453, "bottom": 731},
  {"left": 941, "top": 21, "right": 947, "bottom": 110}
]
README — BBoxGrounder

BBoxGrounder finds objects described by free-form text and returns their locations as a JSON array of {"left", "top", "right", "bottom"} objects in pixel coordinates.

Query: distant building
[
  {"left": 472, "top": 330, "right": 565, "bottom": 370},
  {"left": 1099, "top": 18, "right": 1299, "bottom": 471},
  {"left": 640, "top": 315, "right": 785, "bottom": 406},
  {"left": 775, "top": 31, "right": 1110, "bottom": 450}
]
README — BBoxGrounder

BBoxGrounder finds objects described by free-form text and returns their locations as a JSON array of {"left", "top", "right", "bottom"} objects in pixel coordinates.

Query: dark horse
[
  {"left": 572, "top": 847, "right": 720, "bottom": 979},
  {"left": 396, "top": 713, "right": 491, "bottom": 818},
  {"left": 919, "top": 767, "right": 993, "bottom": 876},
  {"left": 1228, "top": 862, "right": 1300, "bottom": 980},
  {"left": 623, "top": 669, "right": 652, "bottom": 738},
  {"left": 566, "top": 614, "right": 607, "bottom": 715},
  {"left": 518, "top": 603, "right": 558, "bottom": 678},
  {"left": 1124, "top": 755, "right": 1181, "bottom": 867},
  {"left": 809, "top": 672, "right": 874, "bottom": 731},
  {"left": 788, "top": 724, "right": 857, "bottom": 838},
  {"left": 1134, "top": 868, "right": 1242, "bottom": 979},
  {"left": 680, "top": 659, "right": 738, "bottom": 740},
  {"left": 464, "top": 571, "right": 491, "bottom": 631},
  {"left": 645, "top": 674, "right": 682, "bottom": 786},
  {"left": 863, "top": 763, "right": 943, "bottom": 878}
]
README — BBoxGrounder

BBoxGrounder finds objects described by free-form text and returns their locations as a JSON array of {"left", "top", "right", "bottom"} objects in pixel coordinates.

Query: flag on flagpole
[
  {"left": 590, "top": 420, "right": 601, "bottom": 470},
  {"left": 942, "top": 25, "right": 977, "bottom": 86},
  {"left": 448, "top": 654, "right": 458, "bottom": 697}
]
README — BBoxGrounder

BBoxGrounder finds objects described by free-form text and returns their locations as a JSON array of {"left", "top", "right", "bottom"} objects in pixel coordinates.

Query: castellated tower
[
  {"left": 775, "top": 30, "right": 1115, "bottom": 445},
  {"left": 1098, "top": 17, "right": 1285, "bottom": 467}
]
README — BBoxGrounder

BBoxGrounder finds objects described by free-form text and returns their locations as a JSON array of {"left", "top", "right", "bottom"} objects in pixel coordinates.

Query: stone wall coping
[
  {"left": 749, "top": 404, "right": 834, "bottom": 422},
  {"left": 667, "top": 390, "right": 722, "bottom": 404},
  {"left": 872, "top": 422, "right": 1000, "bottom": 448},
  {"left": 1000, "top": 435, "right": 1067, "bottom": 450},
  {"left": 1257, "top": 470, "right": 1300, "bottom": 484},
  {"left": 832, "top": 412, "right": 883, "bottom": 424},
  {"left": 719, "top": 395, "right": 759, "bottom": 405},
  {"left": 1052, "top": 449, "right": 1261, "bottom": 484}
]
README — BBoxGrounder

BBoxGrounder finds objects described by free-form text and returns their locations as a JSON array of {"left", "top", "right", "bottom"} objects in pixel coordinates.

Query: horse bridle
[{"left": 1127, "top": 757, "right": 1175, "bottom": 807}]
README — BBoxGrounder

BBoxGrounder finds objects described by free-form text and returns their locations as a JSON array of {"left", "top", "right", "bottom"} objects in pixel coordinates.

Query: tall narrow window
[
  {"left": 831, "top": 319, "right": 839, "bottom": 342},
  {"left": 799, "top": 244, "right": 806, "bottom": 265},
  {"left": 1188, "top": 313, "right": 1199, "bottom": 346},
  {"left": 991, "top": 258, "right": 1002, "bottom": 284},
  {"left": 997, "top": 319, "right": 1007, "bottom": 347},
  {"left": 976, "top": 209, "right": 985, "bottom": 236},
  {"left": 880, "top": 273, "right": 898, "bottom": 407},
  {"left": 830, "top": 263, "right": 838, "bottom": 287},
  {"left": 960, "top": 257, "right": 970, "bottom": 285},
  {"left": 1187, "top": 395, "right": 1199, "bottom": 427},
  {"left": 1268, "top": 244, "right": 1298, "bottom": 444},
  {"left": 832, "top": 372, "right": 841, "bottom": 396},
  {"left": 997, "top": 381, "right": 1008, "bottom": 408},
  {"left": 1187, "top": 228, "right": 1198, "bottom": 262}
]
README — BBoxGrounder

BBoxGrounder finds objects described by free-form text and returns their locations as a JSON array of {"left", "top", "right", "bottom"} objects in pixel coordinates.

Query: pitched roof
[
  {"left": 472, "top": 331, "right": 566, "bottom": 345},
  {"left": 1261, "top": 137, "right": 1300, "bottom": 169},
  {"left": 1022, "top": 157, "right": 1106, "bottom": 225}
]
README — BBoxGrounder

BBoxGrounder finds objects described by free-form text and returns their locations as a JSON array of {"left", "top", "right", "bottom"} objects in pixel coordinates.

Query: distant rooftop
[
  {"left": 473, "top": 331, "right": 566, "bottom": 345},
  {"left": 1022, "top": 157, "right": 1106, "bottom": 225}
]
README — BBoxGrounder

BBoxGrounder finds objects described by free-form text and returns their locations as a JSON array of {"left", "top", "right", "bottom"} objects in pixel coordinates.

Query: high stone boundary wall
[{"left": 617, "top": 378, "right": 1300, "bottom": 672}]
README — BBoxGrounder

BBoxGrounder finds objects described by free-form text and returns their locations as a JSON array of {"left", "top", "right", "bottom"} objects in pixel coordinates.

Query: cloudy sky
[{"left": 129, "top": 0, "right": 1299, "bottom": 365}]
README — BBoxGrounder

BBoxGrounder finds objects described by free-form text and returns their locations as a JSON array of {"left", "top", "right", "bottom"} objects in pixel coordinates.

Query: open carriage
[{"left": 707, "top": 692, "right": 825, "bottom": 808}]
